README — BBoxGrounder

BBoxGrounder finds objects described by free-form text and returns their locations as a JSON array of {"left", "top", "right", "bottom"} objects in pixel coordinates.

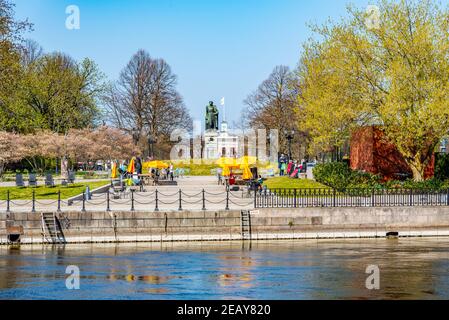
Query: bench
[
  {"left": 157, "top": 181, "right": 178, "bottom": 186},
  {"left": 15, "top": 174, "right": 25, "bottom": 187},
  {"left": 28, "top": 173, "right": 38, "bottom": 187},
  {"left": 45, "top": 173, "right": 55, "bottom": 187}
]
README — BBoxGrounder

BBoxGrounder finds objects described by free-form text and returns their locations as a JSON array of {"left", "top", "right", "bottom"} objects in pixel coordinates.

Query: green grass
[
  {"left": 263, "top": 177, "right": 328, "bottom": 189},
  {"left": 0, "top": 180, "right": 110, "bottom": 200}
]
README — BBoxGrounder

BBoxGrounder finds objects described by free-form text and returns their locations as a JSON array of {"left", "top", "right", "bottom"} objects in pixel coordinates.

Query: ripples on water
[{"left": 1, "top": 239, "right": 449, "bottom": 300}]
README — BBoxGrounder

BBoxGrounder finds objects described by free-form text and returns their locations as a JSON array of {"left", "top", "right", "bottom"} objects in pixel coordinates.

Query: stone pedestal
[{"left": 204, "top": 130, "right": 219, "bottom": 159}]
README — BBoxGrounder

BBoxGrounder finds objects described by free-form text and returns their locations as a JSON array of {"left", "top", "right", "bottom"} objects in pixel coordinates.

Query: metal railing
[
  {"left": 2, "top": 187, "right": 449, "bottom": 213},
  {"left": 0, "top": 188, "right": 255, "bottom": 213},
  {"left": 255, "top": 188, "right": 449, "bottom": 208}
]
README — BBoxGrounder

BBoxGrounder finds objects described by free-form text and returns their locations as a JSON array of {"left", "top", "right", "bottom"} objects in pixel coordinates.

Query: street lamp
[
  {"left": 284, "top": 129, "right": 295, "bottom": 161},
  {"left": 132, "top": 128, "right": 140, "bottom": 146}
]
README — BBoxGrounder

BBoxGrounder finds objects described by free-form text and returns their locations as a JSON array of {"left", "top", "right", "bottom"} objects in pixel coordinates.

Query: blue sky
[{"left": 13, "top": 0, "right": 375, "bottom": 125}]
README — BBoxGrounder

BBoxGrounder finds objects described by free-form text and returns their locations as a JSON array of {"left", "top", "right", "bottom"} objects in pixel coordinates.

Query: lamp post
[
  {"left": 132, "top": 128, "right": 140, "bottom": 146},
  {"left": 284, "top": 130, "right": 295, "bottom": 161}
]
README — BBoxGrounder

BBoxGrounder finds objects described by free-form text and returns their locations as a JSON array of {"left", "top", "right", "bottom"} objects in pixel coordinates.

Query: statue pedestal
[{"left": 204, "top": 130, "right": 219, "bottom": 159}]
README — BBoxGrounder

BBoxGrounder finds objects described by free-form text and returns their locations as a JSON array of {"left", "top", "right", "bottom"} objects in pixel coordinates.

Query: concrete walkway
[
  {"left": 0, "top": 176, "right": 255, "bottom": 212},
  {"left": 0, "top": 178, "right": 108, "bottom": 187}
]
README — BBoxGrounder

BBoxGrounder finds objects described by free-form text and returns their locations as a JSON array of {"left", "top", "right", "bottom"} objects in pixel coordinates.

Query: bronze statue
[{"left": 205, "top": 101, "right": 219, "bottom": 131}]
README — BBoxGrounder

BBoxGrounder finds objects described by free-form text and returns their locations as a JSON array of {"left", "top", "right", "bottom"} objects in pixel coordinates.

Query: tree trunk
[
  {"left": 408, "top": 158, "right": 425, "bottom": 182},
  {"left": 0, "top": 162, "right": 4, "bottom": 179}
]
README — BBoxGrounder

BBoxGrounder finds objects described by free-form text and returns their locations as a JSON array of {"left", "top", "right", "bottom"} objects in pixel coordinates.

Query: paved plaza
[{"left": 0, "top": 176, "right": 255, "bottom": 213}]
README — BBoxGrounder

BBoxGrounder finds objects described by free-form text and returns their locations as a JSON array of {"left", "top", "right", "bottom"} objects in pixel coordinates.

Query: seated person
[
  {"left": 257, "top": 175, "right": 264, "bottom": 191},
  {"left": 229, "top": 174, "right": 236, "bottom": 185}
]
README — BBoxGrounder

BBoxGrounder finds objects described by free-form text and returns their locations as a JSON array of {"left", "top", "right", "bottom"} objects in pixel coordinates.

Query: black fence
[
  {"left": 255, "top": 188, "right": 449, "bottom": 208},
  {"left": 2, "top": 187, "right": 449, "bottom": 213},
  {"left": 0, "top": 188, "right": 255, "bottom": 213}
]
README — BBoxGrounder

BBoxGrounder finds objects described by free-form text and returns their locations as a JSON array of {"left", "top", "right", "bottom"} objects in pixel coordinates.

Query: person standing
[
  {"left": 287, "top": 160, "right": 294, "bottom": 176},
  {"left": 169, "top": 164, "right": 174, "bottom": 181},
  {"left": 155, "top": 169, "right": 160, "bottom": 185},
  {"left": 281, "top": 161, "right": 287, "bottom": 176},
  {"left": 217, "top": 167, "right": 223, "bottom": 185},
  {"left": 279, "top": 154, "right": 287, "bottom": 176},
  {"left": 135, "top": 157, "right": 142, "bottom": 175}
]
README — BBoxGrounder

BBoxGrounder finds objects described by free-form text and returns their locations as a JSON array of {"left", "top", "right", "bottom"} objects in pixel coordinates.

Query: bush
[
  {"left": 435, "top": 153, "right": 449, "bottom": 181},
  {"left": 384, "top": 178, "right": 449, "bottom": 191},
  {"left": 313, "top": 162, "right": 382, "bottom": 190},
  {"left": 314, "top": 162, "right": 449, "bottom": 191}
]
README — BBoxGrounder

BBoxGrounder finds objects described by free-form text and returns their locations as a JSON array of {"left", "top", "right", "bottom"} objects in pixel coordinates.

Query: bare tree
[
  {"left": 243, "top": 65, "right": 300, "bottom": 156},
  {"left": 104, "top": 50, "right": 192, "bottom": 158},
  {"left": 20, "top": 39, "right": 43, "bottom": 66}
]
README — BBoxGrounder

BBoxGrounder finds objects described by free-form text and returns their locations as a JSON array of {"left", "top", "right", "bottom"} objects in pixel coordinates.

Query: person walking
[{"left": 155, "top": 169, "right": 160, "bottom": 185}]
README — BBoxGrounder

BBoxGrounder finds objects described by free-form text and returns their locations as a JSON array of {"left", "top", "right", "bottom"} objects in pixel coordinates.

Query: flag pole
[{"left": 221, "top": 97, "right": 226, "bottom": 122}]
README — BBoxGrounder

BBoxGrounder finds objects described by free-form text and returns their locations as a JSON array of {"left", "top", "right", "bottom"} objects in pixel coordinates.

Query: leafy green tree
[
  {"left": 297, "top": 0, "right": 449, "bottom": 181},
  {"left": 23, "top": 53, "right": 105, "bottom": 133},
  {"left": 0, "top": 0, "right": 35, "bottom": 132},
  {"left": 1, "top": 1, "right": 105, "bottom": 134}
]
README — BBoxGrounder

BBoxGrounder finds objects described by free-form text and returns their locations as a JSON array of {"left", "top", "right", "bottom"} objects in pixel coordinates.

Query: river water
[{"left": 1, "top": 238, "right": 449, "bottom": 300}]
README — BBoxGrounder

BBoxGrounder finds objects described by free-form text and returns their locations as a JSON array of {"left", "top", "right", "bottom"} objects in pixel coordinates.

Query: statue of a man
[{"left": 205, "top": 101, "right": 219, "bottom": 131}]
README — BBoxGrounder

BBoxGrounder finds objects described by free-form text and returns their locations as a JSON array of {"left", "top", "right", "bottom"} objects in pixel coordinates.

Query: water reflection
[{"left": 1, "top": 239, "right": 449, "bottom": 299}]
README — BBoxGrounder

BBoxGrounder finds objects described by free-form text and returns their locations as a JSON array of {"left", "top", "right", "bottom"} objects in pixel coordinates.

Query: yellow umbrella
[
  {"left": 111, "top": 161, "right": 118, "bottom": 179},
  {"left": 216, "top": 157, "right": 240, "bottom": 169},
  {"left": 222, "top": 165, "right": 231, "bottom": 177},
  {"left": 127, "top": 158, "right": 135, "bottom": 173},
  {"left": 143, "top": 160, "right": 169, "bottom": 170},
  {"left": 237, "top": 156, "right": 257, "bottom": 166},
  {"left": 217, "top": 157, "right": 240, "bottom": 177},
  {"left": 241, "top": 165, "right": 253, "bottom": 180}
]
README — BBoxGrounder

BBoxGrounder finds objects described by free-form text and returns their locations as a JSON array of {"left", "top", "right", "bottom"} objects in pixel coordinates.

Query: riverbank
[{"left": 2, "top": 206, "right": 449, "bottom": 245}]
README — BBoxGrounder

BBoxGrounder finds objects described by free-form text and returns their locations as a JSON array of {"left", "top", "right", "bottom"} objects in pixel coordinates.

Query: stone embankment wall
[{"left": 2, "top": 207, "right": 449, "bottom": 244}]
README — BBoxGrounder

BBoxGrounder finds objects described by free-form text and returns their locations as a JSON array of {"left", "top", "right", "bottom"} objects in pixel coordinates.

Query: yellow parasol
[
  {"left": 143, "top": 160, "right": 169, "bottom": 170},
  {"left": 216, "top": 157, "right": 240, "bottom": 177},
  {"left": 111, "top": 161, "right": 118, "bottom": 179},
  {"left": 127, "top": 158, "right": 135, "bottom": 173},
  {"left": 216, "top": 157, "right": 239, "bottom": 168},
  {"left": 241, "top": 165, "right": 253, "bottom": 180},
  {"left": 237, "top": 156, "right": 257, "bottom": 167},
  {"left": 222, "top": 165, "right": 231, "bottom": 177}
]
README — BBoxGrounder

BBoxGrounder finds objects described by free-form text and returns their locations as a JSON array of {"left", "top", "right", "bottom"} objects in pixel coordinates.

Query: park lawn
[
  {"left": 0, "top": 180, "right": 110, "bottom": 200},
  {"left": 263, "top": 177, "right": 328, "bottom": 189}
]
